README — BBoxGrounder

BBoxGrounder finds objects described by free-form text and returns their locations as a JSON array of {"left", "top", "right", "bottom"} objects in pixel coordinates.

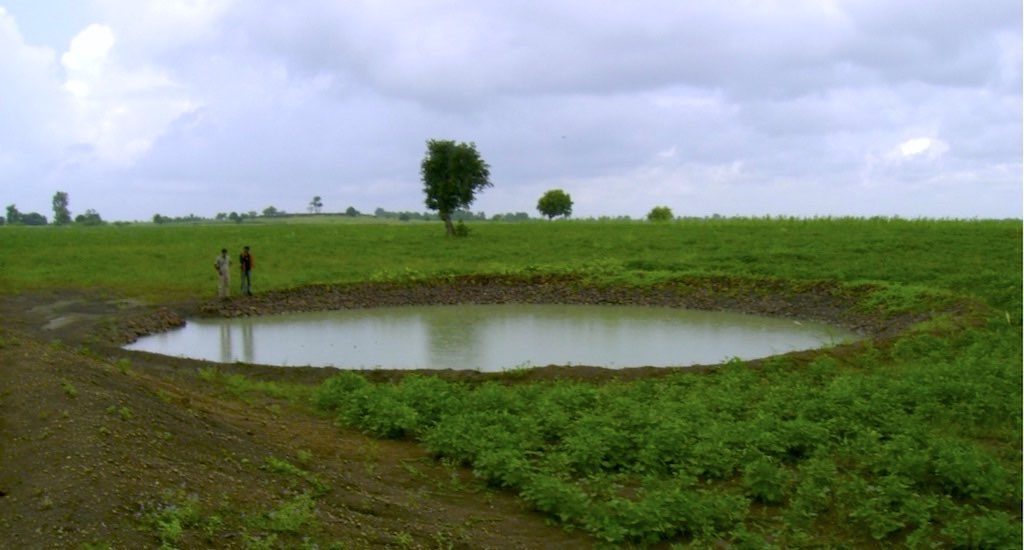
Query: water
[{"left": 125, "top": 304, "right": 857, "bottom": 371}]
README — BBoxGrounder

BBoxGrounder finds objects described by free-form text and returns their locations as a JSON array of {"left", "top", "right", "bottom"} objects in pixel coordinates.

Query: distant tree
[
  {"left": 247, "top": 210, "right": 258, "bottom": 218},
  {"left": 647, "top": 206, "right": 674, "bottom": 222},
  {"left": 345, "top": 206, "right": 360, "bottom": 217},
  {"left": 6, "top": 204, "right": 21, "bottom": 224},
  {"left": 215, "top": 212, "right": 227, "bottom": 221},
  {"left": 398, "top": 212, "right": 411, "bottom": 221},
  {"left": 21, "top": 212, "right": 47, "bottom": 225},
  {"left": 262, "top": 206, "right": 279, "bottom": 217},
  {"left": 228, "top": 212, "right": 241, "bottom": 223},
  {"left": 421, "top": 139, "right": 492, "bottom": 237},
  {"left": 52, "top": 191, "right": 71, "bottom": 225},
  {"left": 152, "top": 213, "right": 166, "bottom": 224},
  {"left": 308, "top": 196, "right": 323, "bottom": 214},
  {"left": 537, "top": 189, "right": 573, "bottom": 219},
  {"left": 0, "top": 216, "right": 5, "bottom": 225},
  {"left": 74, "top": 209, "right": 104, "bottom": 225}
]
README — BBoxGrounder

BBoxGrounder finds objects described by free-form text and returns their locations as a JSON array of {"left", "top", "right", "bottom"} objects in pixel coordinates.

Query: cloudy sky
[{"left": 1, "top": 1, "right": 1020, "bottom": 221}]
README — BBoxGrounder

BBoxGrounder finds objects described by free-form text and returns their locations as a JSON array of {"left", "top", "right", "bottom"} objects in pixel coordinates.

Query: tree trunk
[{"left": 442, "top": 213, "right": 455, "bottom": 236}]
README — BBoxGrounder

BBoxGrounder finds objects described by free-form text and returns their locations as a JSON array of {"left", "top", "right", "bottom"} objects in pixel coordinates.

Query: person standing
[
  {"left": 214, "top": 248, "right": 231, "bottom": 299},
  {"left": 239, "top": 245, "right": 254, "bottom": 296}
]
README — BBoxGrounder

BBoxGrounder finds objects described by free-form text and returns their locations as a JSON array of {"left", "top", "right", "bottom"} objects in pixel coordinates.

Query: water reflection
[
  {"left": 125, "top": 304, "right": 857, "bottom": 371},
  {"left": 241, "top": 321, "right": 254, "bottom": 364},
  {"left": 219, "top": 323, "right": 232, "bottom": 364}
]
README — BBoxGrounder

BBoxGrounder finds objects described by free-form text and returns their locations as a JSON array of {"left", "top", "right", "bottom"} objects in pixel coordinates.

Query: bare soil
[{"left": 0, "top": 278, "right": 918, "bottom": 548}]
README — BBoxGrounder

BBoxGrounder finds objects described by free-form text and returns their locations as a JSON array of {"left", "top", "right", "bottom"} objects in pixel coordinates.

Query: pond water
[{"left": 125, "top": 304, "right": 857, "bottom": 371}]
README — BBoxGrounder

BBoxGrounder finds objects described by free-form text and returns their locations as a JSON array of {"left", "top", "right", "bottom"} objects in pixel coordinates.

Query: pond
[{"left": 125, "top": 304, "right": 857, "bottom": 371}]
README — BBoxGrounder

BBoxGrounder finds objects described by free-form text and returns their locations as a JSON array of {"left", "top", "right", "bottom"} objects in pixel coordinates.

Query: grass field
[{"left": 1, "top": 217, "right": 1020, "bottom": 546}]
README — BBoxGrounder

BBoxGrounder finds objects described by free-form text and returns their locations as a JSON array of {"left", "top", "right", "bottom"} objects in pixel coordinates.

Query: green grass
[
  {"left": 0, "top": 218, "right": 1019, "bottom": 310},
  {"left": 3, "top": 217, "right": 1021, "bottom": 546}
]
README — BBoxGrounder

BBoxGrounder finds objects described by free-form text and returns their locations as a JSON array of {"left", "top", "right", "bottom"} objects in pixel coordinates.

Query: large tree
[
  {"left": 537, "top": 189, "right": 573, "bottom": 219},
  {"left": 52, "top": 191, "right": 71, "bottom": 225},
  {"left": 5, "top": 204, "right": 21, "bottom": 224},
  {"left": 647, "top": 205, "right": 674, "bottom": 222},
  {"left": 75, "top": 209, "right": 104, "bottom": 225},
  {"left": 20, "top": 212, "right": 47, "bottom": 225},
  {"left": 421, "top": 139, "right": 491, "bottom": 236}
]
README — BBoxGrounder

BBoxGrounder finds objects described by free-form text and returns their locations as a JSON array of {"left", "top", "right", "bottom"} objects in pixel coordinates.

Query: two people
[{"left": 214, "top": 246, "right": 254, "bottom": 299}]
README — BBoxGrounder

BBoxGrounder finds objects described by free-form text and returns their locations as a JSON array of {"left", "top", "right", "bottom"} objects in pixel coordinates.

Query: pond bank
[{"left": 108, "top": 274, "right": 941, "bottom": 383}]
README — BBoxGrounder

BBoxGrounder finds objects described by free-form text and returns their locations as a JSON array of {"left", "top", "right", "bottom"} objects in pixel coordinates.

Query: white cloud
[
  {"left": 60, "top": 23, "right": 113, "bottom": 75},
  {"left": 58, "top": 23, "right": 197, "bottom": 167},
  {"left": 898, "top": 137, "right": 946, "bottom": 158}
]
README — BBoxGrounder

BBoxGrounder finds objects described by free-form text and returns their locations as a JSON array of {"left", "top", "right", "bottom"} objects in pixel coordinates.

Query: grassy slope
[{"left": 1, "top": 218, "right": 1020, "bottom": 546}]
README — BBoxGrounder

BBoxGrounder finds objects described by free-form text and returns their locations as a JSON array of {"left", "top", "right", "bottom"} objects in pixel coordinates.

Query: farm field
[{"left": 0, "top": 218, "right": 1020, "bottom": 548}]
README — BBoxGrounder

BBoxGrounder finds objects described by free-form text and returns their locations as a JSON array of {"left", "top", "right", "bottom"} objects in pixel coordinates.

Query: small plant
[
  {"left": 60, "top": 378, "right": 77, "bottom": 398},
  {"left": 155, "top": 389, "right": 174, "bottom": 403},
  {"left": 262, "top": 493, "right": 317, "bottom": 534},
  {"left": 106, "top": 404, "right": 133, "bottom": 420},
  {"left": 393, "top": 530, "right": 414, "bottom": 548},
  {"left": 264, "top": 457, "right": 328, "bottom": 495},
  {"left": 114, "top": 358, "right": 132, "bottom": 374},
  {"left": 148, "top": 494, "right": 201, "bottom": 548}
]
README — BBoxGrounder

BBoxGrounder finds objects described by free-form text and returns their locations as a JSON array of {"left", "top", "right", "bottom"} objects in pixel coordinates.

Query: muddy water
[{"left": 125, "top": 304, "right": 857, "bottom": 371}]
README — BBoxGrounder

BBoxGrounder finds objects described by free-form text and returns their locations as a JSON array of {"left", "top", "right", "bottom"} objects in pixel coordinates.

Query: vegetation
[
  {"left": 537, "top": 189, "right": 573, "bottom": 219},
  {"left": 420, "top": 139, "right": 492, "bottom": 236},
  {"left": 52, "top": 191, "right": 71, "bottom": 225},
  {"left": 308, "top": 196, "right": 323, "bottom": 214},
  {"left": 75, "top": 209, "right": 104, "bottom": 225},
  {"left": 647, "top": 205, "right": 674, "bottom": 222},
  {"left": 0, "top": 217, "right": 1020, "bottom": 546},
  {"left": 5, "top": 204, "right": 46, "bottom": 225}
]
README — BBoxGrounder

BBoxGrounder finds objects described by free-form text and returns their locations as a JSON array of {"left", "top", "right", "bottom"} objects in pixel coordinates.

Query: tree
[
  {"left": 52, "top": 191, "right": 71, "bottom": 225},
  {"left": 420, "top": 139, "right": 492, "bottom": 236},
  {"left": 647, "top": 206, "right": 674, "bottom": 222},
  {"left": 20, "top": 212, "right": 47, "bottom": 225},
  {"left": 75, "top": 209, "right": 104, "bottom": 225},
  {"left": 262, "top": 206, "right": 280, "bottom": 217},
  {"left": 308, "top": 196, "right": 323, "bottom": 214},
  {"left": 345, "top": 206, "right": 360, "bottom": 217},
  {"left": 6, "top": 204, "right": 21, "bottom": 224},
  {"left": 537, "top": 189, "right": 573, "bottom": 219}
]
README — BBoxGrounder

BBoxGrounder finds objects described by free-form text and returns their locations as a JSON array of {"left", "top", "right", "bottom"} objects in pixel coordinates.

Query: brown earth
[{"left": 0, "top": 278, "right": 921, "bottom": 548}]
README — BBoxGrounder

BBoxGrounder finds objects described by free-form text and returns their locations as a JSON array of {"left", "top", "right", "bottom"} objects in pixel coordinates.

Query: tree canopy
[
  {"left": 75, "top": 209, "right": 104, "bottom": 225},
  {"left": 647, "top": 206, "right": 674, "bottom": 222},
  {"left": 421, "top": 139, "right": 492, "bottom": 236},
  {"left": 6, "top": 204, "right": 21, "bottom": 224},
  {"left": 537, "top": 189, "right": 573, "bottom": 219},
  {"left": 52, "top": 191, "right": 71, "bottom": 225}
]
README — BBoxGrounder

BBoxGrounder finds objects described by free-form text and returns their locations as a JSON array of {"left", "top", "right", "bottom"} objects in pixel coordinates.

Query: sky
[{"left": 0, "top": 1, "right": 1020, "bottom": 221}]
